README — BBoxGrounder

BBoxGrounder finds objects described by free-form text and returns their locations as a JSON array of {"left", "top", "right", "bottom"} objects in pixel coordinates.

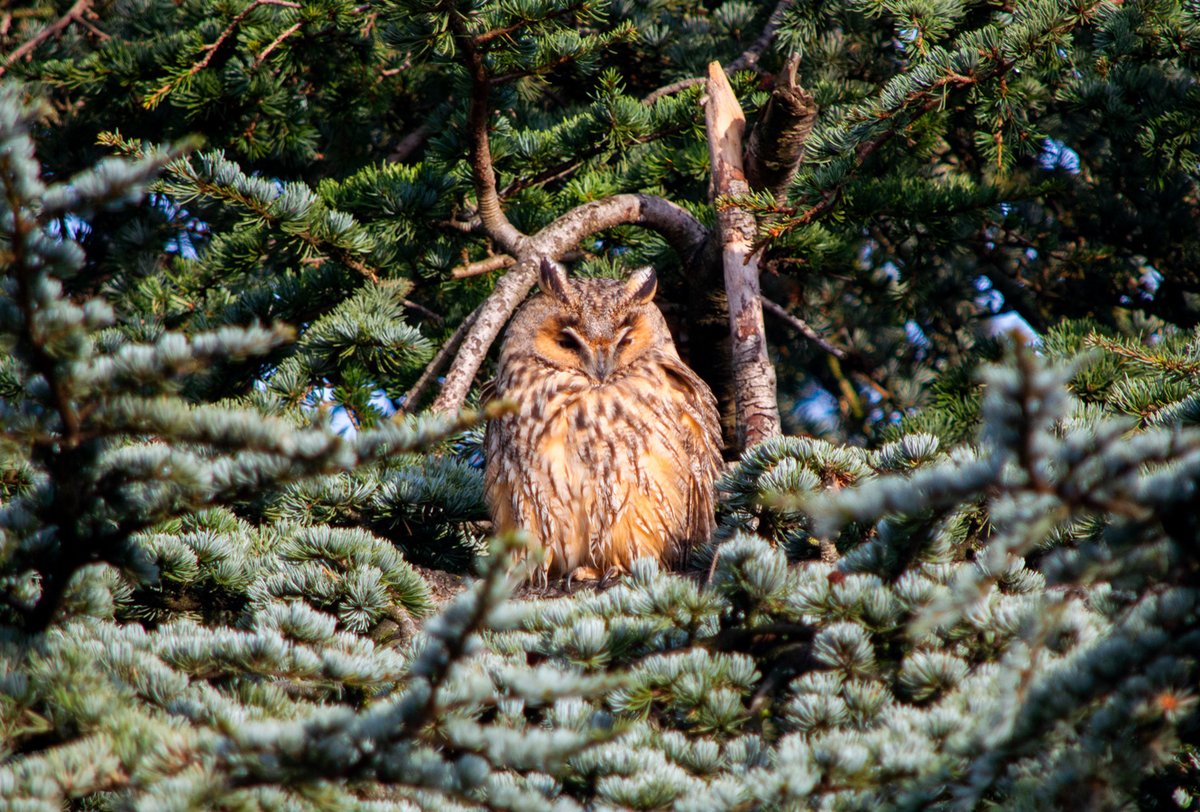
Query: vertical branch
[
  {"left": 449, "top": 8, "right": 526, "bottom": 255},
  {"left": 704, "top": 61, "right": 781, "bottom": 451}
]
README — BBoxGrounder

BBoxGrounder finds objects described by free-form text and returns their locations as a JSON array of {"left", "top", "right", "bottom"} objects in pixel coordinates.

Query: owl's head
[{"left": 500, "top": 259, "right": 677, "bottom": 383}]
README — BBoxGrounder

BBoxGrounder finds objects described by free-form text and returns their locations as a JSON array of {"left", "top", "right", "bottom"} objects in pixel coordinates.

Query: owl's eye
[
  {"left": 617, "top": 329, "right": 634, "bottom": 348},
  {"left": 557, "top": 329, "right": 582, "bottom": 351}
]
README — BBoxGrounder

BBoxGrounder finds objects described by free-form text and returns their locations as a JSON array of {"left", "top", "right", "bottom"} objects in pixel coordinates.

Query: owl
[{"left": 484, "top": 259, "right": 723, "bottom": 583}]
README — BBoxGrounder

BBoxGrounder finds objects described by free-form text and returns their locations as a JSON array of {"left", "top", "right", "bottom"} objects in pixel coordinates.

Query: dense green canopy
[{"left": 1, "top": 1, "right": 1198, "bottom": 808}]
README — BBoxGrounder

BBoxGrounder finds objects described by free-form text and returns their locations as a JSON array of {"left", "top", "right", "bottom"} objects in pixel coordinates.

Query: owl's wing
[
  {"left": 658, "top": 356, "right": 724, "bottom": 542},
  {"left": 479, "top": 378, "right": 498, "bottom": 403}
]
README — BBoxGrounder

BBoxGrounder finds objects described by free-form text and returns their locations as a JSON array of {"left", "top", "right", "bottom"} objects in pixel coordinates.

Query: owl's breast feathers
[{"left": 485, "top": 353, "right": 721, "bottom": 578}]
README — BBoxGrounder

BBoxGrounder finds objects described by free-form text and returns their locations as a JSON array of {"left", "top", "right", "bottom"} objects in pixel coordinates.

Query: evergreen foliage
[{"left": 2, "top": 0, "right": 1200, "bottom": 809}]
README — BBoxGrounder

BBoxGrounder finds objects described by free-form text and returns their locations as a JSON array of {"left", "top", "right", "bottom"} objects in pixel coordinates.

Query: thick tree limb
[
  {"left": 705, "top": 61, "right": 781, "bottom": 450},
  {"left": 431, "top": 194, "right": 708, "bottom": 413},
  {"left": 744, "top": 54, "right": 817, "bottom": 200}
]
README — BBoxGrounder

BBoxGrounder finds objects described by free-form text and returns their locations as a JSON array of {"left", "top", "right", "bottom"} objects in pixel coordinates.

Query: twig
[
  {"left": 145, "top": 0, "right": 301, "bottom": 107},
  {"left": 759, "top": 295, "right": 847, "bottom": 360},
  {"left": 452, "top": 253, "right": 515, "bottom": 279},
  {"left": 0, "top": 0, "right": 92, "bottom": 77},
  {"left": 472, "top": 3, "right": 582, "bottom": 47},
  {"left": 402, "top": 298, "right": 442, "bottom": 324},
  {"left": 400, "top": 306, "right": 480, "bottom": 413},
  {"left": 497, "top": 126, "right": 685, "bottom": 199},
  {"left": 642, "top": 77, "right": 706, "bottom": 106},
  {"left": 252, "top": 20, "right": 302, "bottom": 68},
  {"left": 74, "top": 10, "right": 109, "bottom": 41}
]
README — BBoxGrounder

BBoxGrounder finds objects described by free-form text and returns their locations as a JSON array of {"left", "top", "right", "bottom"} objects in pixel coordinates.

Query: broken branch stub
[{"left": 744, "top": 54, "right": 817, "bottom": 201}]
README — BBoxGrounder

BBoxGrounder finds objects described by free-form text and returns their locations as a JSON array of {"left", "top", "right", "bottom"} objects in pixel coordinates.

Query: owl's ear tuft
[
  {"left": 538, "top": 258, "right": 575, "bottom": 304},
  {"left": 624, "top": 266, "right": 657, "bottom": 305}
]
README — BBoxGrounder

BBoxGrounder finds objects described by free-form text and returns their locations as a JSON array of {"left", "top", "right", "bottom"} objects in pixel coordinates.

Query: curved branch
[
  {"left": 430, "top": 193, "right": 709, "bottom": 413},
  {"left": 449, "top": 8, "right": 526, "bottom": 254}
]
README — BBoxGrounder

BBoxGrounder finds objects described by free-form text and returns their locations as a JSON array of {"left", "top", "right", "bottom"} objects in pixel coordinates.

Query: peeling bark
[{"left": 704, "top": 61, "right": 781, "bottom": 451}]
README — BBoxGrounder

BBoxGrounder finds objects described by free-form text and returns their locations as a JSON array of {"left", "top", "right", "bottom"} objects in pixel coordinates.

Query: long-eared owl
[{"left": 484, "top": 259, "right": 723, "bottom": 582}]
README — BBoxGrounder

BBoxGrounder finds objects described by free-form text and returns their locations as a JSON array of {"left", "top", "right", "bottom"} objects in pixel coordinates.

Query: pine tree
[{"left": 2, "top": 0, "right": 1200, "bottom": 809}]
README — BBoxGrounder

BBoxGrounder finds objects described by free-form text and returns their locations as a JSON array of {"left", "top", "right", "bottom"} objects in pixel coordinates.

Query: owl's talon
[
  {"left": 597, "top": 566, "right": 622, "bottom": 589},
  {"left": 568, "top": 565, "right": 602, "bottom": 584}
]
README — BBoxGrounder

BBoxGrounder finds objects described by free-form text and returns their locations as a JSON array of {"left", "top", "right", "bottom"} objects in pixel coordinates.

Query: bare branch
[
  {"left": 431, "top": 194, "right": 708, "bottom": 413},
  {"left": 759, "top": 295, "right": 847, "bottom": 360},
  {"left": 452, "top": 253, "right": 516, "bottom": 279},
  {"left": 726, "top": 0, "right": 795, "bottom": 73},
  {"left": 705, "top": 61, "right": 780, "bottom": 450},
  {"left": 387, "top": 124, "right": 430, "bottom": 164},
  {"left": 400, "top": 305, "right": 481, "bottom": 413},
  {"left": 0, "top": 0, "right": 92, "bottom": 77},
  {"left": 449, "top": 10, "right": 527, "bottom": 255}
]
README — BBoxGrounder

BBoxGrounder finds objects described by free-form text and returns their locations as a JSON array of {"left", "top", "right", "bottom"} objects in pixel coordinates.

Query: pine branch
[
  {"left": 144, "top": 0, "right": 302, "bottom": 108},
  {"left": 497, "top": 125, "right": 686, "bottom": 200},
  {"left": 2, "top": 164, "right": 81, "bottom": 448},
  {"left": 134, "top": 147, "right": 384, "bottom": 282},
  {"left": 641, "top": 0, "right": 795, "bottom": 106},
  {"left": 252, "top": 20, "right": 303, "bottom": 68}
]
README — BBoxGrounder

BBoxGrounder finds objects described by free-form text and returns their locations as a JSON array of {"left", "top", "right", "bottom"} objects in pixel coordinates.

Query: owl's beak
[{"left": 588, "top": 345, "right": 617, "bottom": 382}]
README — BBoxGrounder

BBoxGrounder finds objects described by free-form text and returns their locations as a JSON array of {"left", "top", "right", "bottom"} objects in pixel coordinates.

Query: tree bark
[{"left": 704, "top": 61, "right": 781, "bottom": 451}]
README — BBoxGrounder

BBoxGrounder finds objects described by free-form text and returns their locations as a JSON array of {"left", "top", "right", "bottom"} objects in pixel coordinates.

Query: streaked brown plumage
[{"left": 484, "top": 259, "right": 723, "bottom": 582}]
